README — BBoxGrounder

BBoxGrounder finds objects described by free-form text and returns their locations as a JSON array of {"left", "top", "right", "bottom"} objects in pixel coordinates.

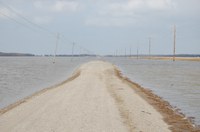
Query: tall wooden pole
[
  {"left": 149, "top": 37, "right": 151, "bottom": 59},
  {"left": 53, "top": 33, "right": 59, "bottom": 63},
  {"left": 173, "top": 25, "right": 176, "bottom": 61},
  {"left": 137, "top": 46, "right": 139, "bottom": 60},
  {"left": 71, "top": 42, "right": 75, "bottom": 61}
]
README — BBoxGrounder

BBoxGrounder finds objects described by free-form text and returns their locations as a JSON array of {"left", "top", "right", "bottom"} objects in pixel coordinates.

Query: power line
[
  {"left": 0, "top": 1, "right": 97, "bottom": 56},
  {"left": 0, "top": 1, "right": 55, "bottom": 36},
  {"left": 59, "top": 34, "right": 96, "bottom": 55},
  {"left": 0, "top": 11, "right": 34, "bottom": 30}
]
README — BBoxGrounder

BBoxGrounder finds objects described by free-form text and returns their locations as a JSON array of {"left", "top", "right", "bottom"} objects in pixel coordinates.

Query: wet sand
[{"left": 0, "top": 61, "right": 198, "bottom": 132}]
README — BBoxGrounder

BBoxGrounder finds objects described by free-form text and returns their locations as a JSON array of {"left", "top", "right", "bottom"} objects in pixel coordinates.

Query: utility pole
[
  {"left": 137, "top": 46, "right": 139, "bottom": 60},
  {"left": 173, "top": 25, "right": 176, "bottom": 62},
  {"left": 149, "top": 37, "right": 151, "bottom": 59},
  {"left": 53, "top": 33, "right": 59, "bottom": 63},
  {"left": 79, "top": 47, "right": 82, "bottom": 56},
  {"left": 125, "top": 48, "right": 126, "bottom": 57},
  {"left": 71, "top": 42, "right": 75, "bottom": 61},
  {"left": 130, "top": 45, "right": 132, "bottom": 57}
]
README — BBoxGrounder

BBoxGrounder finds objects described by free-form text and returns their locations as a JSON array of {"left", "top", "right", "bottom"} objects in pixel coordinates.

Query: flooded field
[
  {"left": 0, "top": 57, "right": 94, "bottom": 109},
  {"left": 0, "top": 56, "right": 200, "bottom": 125},
  {"left": 105, "top": 57, "right": 200, "bottom": 125}
]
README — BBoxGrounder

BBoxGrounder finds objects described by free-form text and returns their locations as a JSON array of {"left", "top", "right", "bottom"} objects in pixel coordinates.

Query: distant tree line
[{"left": 0, "top": 52, "right": 35, "bottom": 56}]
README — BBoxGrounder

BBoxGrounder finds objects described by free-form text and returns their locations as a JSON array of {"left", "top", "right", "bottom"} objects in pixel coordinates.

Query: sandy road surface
[{"left": 0, "top": 61, "right": 170, "bottom": 132}]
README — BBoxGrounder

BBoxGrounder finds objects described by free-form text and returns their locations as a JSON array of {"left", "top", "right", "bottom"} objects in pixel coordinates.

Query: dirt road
[{"left": 0, "top": 61, "right": 170, "bottom": 132}]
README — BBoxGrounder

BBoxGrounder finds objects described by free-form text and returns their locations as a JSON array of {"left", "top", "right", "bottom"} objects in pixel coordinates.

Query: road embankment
[{"left": 0, "top": 61, "right": 197, "bottom": 132}]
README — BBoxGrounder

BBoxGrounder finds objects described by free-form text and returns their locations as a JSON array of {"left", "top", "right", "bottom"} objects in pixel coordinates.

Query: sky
[{"left": 0, "top": 0, "right": 200, "bottom": 55}]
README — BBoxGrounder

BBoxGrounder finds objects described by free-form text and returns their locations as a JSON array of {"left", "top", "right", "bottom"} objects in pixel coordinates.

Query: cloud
[
  {"left": 100, "top": 0, "right": 174, "bottom": 17},
  {"left": 52, "top": 1, "right": 80, "bottom": 12},
  {"left": 34, "top": 0, "right": 81, "bottom": 13},
  {"left": 85, "top": 0, "right": 175, "bottom": 27},
  {"left": 31, "top": 0, "right": 82, "bottom": 24},
  {"left": 85, "top": 17, "right": 137, "bottom": 27},
  {"left": 33, "top": 16, "right": 53, "bottom": 24},
  {"left": 146, "top": 0, "right": 174, "bottom": 10},
  {"left": 0, "top": 7, "right": 16, "bottom": 19}
]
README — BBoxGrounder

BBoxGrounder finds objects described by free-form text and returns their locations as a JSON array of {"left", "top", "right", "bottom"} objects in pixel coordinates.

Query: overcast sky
[{"left": 0, "top": 0, "right": 200, "bottom": 55}]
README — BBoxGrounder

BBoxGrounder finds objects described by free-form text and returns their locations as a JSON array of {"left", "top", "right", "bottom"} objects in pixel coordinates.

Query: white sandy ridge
[{"left": 0, "top": 61, "right": 170, "bottom": 132}]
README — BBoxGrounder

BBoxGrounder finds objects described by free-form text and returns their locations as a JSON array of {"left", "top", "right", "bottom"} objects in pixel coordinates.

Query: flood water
[
  {"left": 0, "top": 57, "right": 200, "bottom": 125},
  {"left": 0, "top": 57, "right": 94, "bottom": 109},
  {"left": 105, "top": 57, "right": 200, "bottom": 125}
]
